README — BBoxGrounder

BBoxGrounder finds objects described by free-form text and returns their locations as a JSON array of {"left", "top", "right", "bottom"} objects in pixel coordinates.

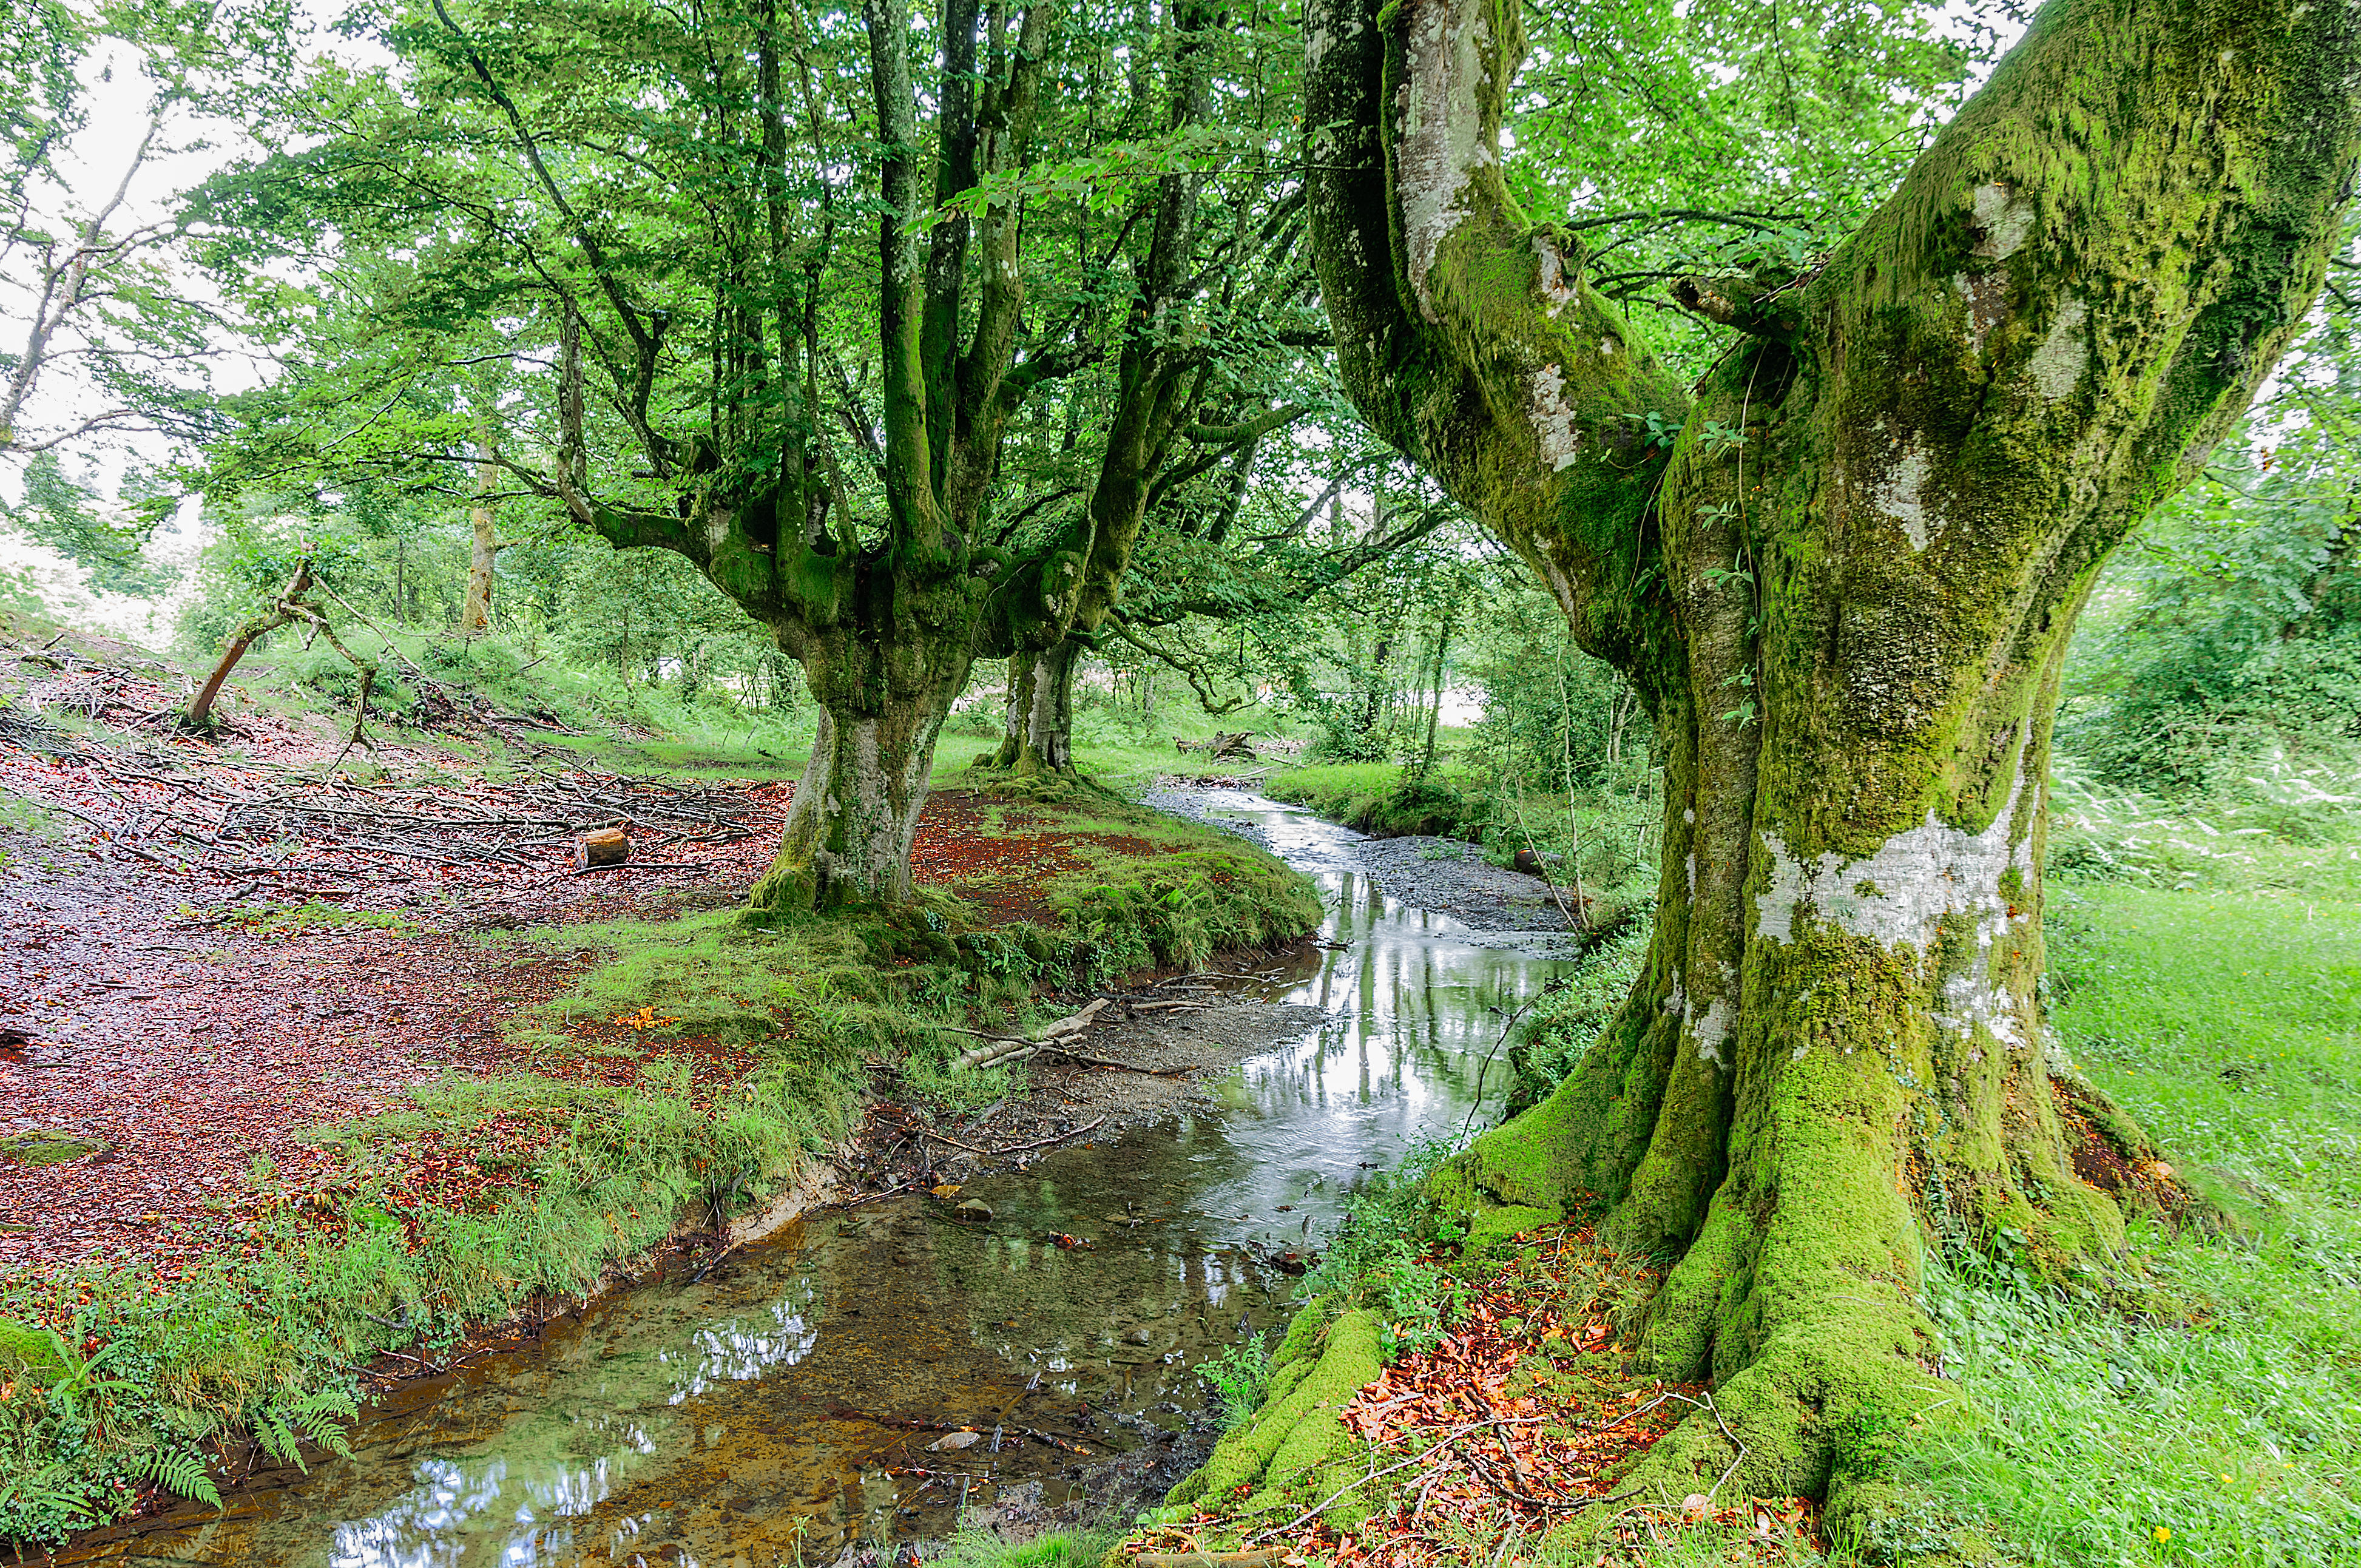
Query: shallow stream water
[{"left": 81, "top": 791, "right": 1582, "bottom": 1568}]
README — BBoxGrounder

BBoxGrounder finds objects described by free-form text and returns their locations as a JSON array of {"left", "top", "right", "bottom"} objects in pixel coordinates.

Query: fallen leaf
[{"left": 928, "top": 1430, "right": 982, "bottom": 1450}]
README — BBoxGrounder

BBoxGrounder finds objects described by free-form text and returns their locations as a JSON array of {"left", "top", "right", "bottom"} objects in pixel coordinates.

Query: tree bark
[
  {"left": 1306, "top": 0, "right": 2361, "bottom": 1509},
  {"left": 747, "top": 620, "right": 975, "bottom": 913},
  {"left": 461, "top": 424, "right": 499, "bottom": 632},
  {"left": 994, "top": 649, "right": 1040, "bottom": 768},
  {"left": 186, "top": 561, "right": 316, "bottom": 727},
  {"left": 987, "top": 637, "right": 1082, "bottom": 774}
]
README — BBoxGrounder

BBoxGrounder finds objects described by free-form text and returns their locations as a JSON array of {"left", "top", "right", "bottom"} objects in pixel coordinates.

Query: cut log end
[{"left": 576, "top": 827, "right": 629, "bottom": 868}]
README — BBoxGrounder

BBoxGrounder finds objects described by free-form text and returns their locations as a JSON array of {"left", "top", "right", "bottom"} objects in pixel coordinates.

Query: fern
[
  {"left": 131, "top": 1446, "right": 223, "bottom": 1509},
  {"left": 255, "top": 1385, "right": 358, "bottom": 1470},
  {"left": 255, "top": 1407, "right": 302, "bottom": 1468},
  {"left": 286, "top": 1386, "right": 359, "bottom": 1459}
]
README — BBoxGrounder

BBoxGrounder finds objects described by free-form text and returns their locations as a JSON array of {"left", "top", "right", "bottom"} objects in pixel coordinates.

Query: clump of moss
[{"left": 0, "top": 1133, "right": 109, "bottom": 1167}]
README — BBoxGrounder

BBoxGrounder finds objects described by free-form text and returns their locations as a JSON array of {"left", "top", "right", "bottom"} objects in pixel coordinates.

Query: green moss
[
  {"left": 1164, "top": 1306, "right": 1384, "bottom": 1530},
  {"left": 0, "top": 1133, "right": 109, "bottom": 1167}
]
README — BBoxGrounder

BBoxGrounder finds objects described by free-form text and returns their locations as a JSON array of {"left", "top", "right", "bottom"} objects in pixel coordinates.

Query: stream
[{"left": 84, "top": 791, "right": 1588, "bottom": 1568}]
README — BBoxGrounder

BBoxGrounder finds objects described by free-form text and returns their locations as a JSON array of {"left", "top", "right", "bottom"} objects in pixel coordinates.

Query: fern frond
[
  {"left": 289, "top": 1388, "right": 357, "bottom": 1459},
  {"left": 256, "top": 1409, "right": 302, "bottom": 1468},
  {"left": 131, "top": 1447, "right": 223, "bottom": 1509}
]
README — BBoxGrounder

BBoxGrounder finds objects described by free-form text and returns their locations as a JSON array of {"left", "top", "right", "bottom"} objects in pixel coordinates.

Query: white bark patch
[
  {"left": 1970, "top": 181, "right": 2036, "bottom": 261},
  {"left": 1756, "top": 731, "right": 2037, "bottom": 1051},
  {"left": 1874, "top": 434, "right": 1935, "bottom": 550},
  {"left": 1528, "top": 365, "right": 1583, "bottom": 471},
  {"left": 2027, "top": 297, "right": 2089, "bottom": 401},
  {"left": 1397, "top": 0, "right": 1492, "bottom": 320},
  {"left": 1756, "top": 732, "right": 2032, "bottom": 952},
  {"left": 1692, "top": 995, "right": 1734, "bottom": 1067},
  {"left": 1534, "top": 235, "right": 1575, "bottom": 317},
  {"left": 1685, "top": 851, "right": 1697, "bottom": 896},
  {"left": 1663, "top": 973, "right": 1685, "bottom": 1019},
  {"left": 1689, "top": 961, "right": 1739, "bottom": 1068}
]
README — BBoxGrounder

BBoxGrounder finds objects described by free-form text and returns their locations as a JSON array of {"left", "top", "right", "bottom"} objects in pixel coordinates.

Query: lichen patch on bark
[
  {"left": 1872, "top": 431, "right": 1936, "bottom": 549},
  {"left": 1396, "top": 0, "right": 1495, "bottom": 320},
  {"left": 2027, "top": 297, "right": 2090, "bottom": 400},
  {"left": 1755, "top": 731, "right": 2033, "bottom": 955}
]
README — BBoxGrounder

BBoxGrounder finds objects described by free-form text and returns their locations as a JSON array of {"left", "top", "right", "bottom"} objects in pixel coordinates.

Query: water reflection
[{"left": 83, "top": 792, "right": 1581, "bottom": 1568}]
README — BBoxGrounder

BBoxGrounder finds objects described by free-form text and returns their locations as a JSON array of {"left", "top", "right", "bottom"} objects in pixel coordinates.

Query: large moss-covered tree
[{"left": 1305, "top": 0, "right": 2361, "bottom": 1506}]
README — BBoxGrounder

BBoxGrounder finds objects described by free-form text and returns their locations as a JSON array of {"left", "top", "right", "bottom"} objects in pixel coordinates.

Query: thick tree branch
[{"left": 1302, "top": 0, "right": 1689, "bottom": 677}]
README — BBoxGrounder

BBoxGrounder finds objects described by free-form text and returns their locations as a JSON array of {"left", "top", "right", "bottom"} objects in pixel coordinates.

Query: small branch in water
[{"left": 991, "top": 1115, "right": 1108, "bottom": 1154}]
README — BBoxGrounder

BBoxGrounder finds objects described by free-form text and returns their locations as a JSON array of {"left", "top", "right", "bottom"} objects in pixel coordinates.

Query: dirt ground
[{"left": 0, "top": 635, "right": 1324, "bottom": 1283}]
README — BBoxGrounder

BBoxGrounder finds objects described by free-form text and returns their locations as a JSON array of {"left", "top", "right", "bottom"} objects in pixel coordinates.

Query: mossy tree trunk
[
  {"left": 1307, "top": 0, "right": 2361, "bottom": 1503},
  {"left": 998, "top": 635, "right": 1083, "bottom": 774},
  {"left": 460, "top": 419, "right": 500, "bottom": 633},
  {"left": 553, "top": 0, "right": 1056, "bottom": 913}
]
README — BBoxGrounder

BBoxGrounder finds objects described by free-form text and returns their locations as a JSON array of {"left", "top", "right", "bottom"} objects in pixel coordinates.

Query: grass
[
  {"left": 191, "top": 899, "right": 422, "bottom": 938},
  {"left": 1879, "top": 881, "right": 2361, "bottom": 1567},
  {"left": 0, "top": 1134, "right": 110, "bottom": 1167}
]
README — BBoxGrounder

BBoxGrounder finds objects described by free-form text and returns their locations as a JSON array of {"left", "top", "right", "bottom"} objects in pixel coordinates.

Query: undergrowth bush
[
  {"left": 1203, "top": 1333, "right": 1272, "bottom": 1431},
  {"left": 1499, "top": 924, "right": 1651, "bottom": 1117},
  {"left": 1299, "top": 1138, "right": 1472, "bottom": 1361}
]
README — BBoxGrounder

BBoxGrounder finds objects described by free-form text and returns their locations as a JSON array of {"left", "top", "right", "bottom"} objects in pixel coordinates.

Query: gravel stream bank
[{"left": 1143, "top": 784, "right": 1579, "bottom": 933}]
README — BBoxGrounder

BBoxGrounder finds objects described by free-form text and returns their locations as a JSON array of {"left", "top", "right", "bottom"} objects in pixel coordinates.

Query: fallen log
[{"left": 950, "top": 997, "right": 1109, "bottom": 1069}]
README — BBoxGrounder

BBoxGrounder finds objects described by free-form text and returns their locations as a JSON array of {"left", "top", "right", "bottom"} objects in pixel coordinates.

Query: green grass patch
[
  {"left": 1265, "top": 762, "right": 1445, "bottom": 833},
  {"left": 1883, "top": 883, "right": 2361, "bottom": 1567},
  {"left": 189, "top": 900, "right": 422, "bottom": 939}
]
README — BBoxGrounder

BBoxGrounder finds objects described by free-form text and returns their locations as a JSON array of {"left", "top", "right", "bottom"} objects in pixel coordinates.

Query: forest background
[{"left": 2, "top": 0, "right": 2358, "bottom": 1560}]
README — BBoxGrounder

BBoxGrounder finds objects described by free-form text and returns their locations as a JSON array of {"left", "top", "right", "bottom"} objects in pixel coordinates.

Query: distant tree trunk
[
  {"left": 1419, "top": 618, "right": 1451, "bottom": 774},
  {"left": 1021, "top": 637, "right": 1080, "bottom": 772},
  {"left": 1308, "top": 0, "right": 2361, "bottom": 1511},
  {"left": 461, "top": 424, "right": 499, "bottom": 632},
  {"left": 994, "top": 650, "right": 1039, "bottom": 767},
  {"left": 988, "top": 637, "right": 1083, "bottom": 774}
]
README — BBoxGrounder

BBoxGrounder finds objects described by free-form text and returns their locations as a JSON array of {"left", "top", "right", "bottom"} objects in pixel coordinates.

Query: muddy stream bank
[{"left": 67, "top": 789, "right": 1592, "bottom": 1568}]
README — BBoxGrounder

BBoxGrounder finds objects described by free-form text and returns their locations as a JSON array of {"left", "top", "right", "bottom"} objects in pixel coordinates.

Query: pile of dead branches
[
  {"left": 209, "top": 770, "right": 767, "bottom": 871},
  {"left": 0, "top": 705, "right": 772, "bottom": 884}
]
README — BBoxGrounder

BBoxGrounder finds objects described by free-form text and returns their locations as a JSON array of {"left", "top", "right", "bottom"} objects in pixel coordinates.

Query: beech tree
[
  {"left": 1305, "top": 0, "right": 2361, "bottom": 1508},
  {"left": 199, "top": 0, "right": 1320, "bottom": 909}
]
